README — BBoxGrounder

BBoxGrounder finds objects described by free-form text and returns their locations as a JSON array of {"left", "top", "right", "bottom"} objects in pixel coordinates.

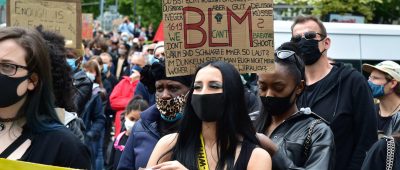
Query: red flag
[{"left": 153, "top": 21, "right": 164, "bottom": 43}]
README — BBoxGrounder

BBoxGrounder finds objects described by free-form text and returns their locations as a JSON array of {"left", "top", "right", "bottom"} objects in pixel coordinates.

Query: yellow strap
[{"left": 198, "top": 133, "right": 209, "bottom": 170}]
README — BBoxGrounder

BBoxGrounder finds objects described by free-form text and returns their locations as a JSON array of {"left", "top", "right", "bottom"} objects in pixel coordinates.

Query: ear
[
  {"left": 27, "top": 73, "right": 39, "bottom": 90},
  {"left": 296, "top": 80, "right": 305, "bottom": 95},
  {"left": 390, "top": 80, "right": 398, "bottom": 89},
  {"left": 323, "top": 37, "right": 331, "bottom": 50}
]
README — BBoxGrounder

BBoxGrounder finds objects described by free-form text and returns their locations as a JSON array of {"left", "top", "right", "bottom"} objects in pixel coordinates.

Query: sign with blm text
[
  {"left": 163, "top": 0, "right": 274, "bottom": 77},
  {"left": 7, "top": 0, "right": 82, "bottom": 49}
]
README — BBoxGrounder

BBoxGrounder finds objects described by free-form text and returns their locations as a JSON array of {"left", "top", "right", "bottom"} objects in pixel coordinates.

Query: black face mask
[
  {"left": 260, "top": 87, "right": 296, "bottom": 116},
  {"left": 191, "top": 93, "right": 224, "bottom": 122},
  {"left": 0, "top": 73, "right": 30, "bottom": 108},
  {"left": 297, "top": 38, "right": 325, "bottom": 65}
]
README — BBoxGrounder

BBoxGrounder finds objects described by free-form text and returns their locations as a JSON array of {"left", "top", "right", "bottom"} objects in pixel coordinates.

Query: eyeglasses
[
  {"left": 291, "top": 31, "right": 326, "bottom": 43},
  {"left": 0, "top": 63, "right": 28, "bottom": 76},
  {"left": 276, "top": 50, "right": 295, "bottom": 59}
]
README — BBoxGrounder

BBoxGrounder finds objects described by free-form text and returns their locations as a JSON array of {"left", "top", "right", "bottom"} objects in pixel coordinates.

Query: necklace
[
  {"left": 381, "top": 103, "right": 400, "bottom": 116},
  {"left": 392, "top": 103, "right": 400, "bottom": 114}
]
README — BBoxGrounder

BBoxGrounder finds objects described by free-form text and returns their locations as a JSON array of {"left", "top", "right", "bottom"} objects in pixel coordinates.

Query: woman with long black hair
[{"left": 147, "top": 61, "right": 271, "bottom": 170}]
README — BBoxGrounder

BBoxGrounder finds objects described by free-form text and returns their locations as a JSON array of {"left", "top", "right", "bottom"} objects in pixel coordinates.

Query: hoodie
[{"left": 297, "top": 62, "right": 378, "bottom": 170}]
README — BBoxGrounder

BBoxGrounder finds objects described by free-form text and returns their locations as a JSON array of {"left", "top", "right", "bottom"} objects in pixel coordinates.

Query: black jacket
[
  {"left": 270, "top": 109, "right": 335, "bottom": 170},
  {"left": 20, "top": 127, "right": 91, "bottom": 169},
  {"left": 361, "top": 137, "right": 400, "bottom": 170},
  {"left": 297, "top": 63, "right": 378, "bottom": 170},
  {"left": 73, "top": 70, "right": 93, "bottom": 116}
]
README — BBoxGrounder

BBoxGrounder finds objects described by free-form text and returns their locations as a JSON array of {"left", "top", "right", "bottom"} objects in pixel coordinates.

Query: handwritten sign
[
  {"left": 7, "top": 0, "right": 82, "bottom": 49},
  {"left": 162, "top": 0, "right": 274, "bottom": 77},
  {"left": 82, "top": 13, "right": 93, "bottom": 40}
]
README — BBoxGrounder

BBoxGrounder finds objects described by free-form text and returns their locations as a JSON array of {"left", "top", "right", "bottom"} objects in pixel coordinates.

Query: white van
[{"left": 274, "top": 20, "right": 400, "bottom": 70}]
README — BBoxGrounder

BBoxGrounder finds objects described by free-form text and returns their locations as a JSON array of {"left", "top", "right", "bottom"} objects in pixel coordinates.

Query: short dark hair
[
  {"left": 89, "top": 37, "right": 108, "bottom": 52},
  {"left": 291, "top": 15, "right": 327, "bottom": 36},
  {"left": 126, "top": 96, "right": 149, "bottom": 113}
]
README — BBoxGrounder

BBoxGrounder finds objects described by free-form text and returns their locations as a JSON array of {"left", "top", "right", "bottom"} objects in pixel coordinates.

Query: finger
[{"left": 151, "top": 162, "right": 171, "bottom": 169}]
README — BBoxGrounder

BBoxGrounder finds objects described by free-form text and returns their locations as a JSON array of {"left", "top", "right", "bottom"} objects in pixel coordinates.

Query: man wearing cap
[{"left": 363, "top": 61, "right": 400, "bottom": 137}]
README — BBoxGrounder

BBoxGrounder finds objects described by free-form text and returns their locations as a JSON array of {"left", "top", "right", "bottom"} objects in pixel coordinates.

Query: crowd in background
[{"left": 0, "top": 15, "right": 400, "bottom": 170}]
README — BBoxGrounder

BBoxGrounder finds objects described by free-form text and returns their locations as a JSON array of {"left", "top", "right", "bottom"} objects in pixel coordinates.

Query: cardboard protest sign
[
  {"left": 0, "top": 158, "right": 76, "bottom": 170},
  {"left": 7, "top": 0, "right": 82, "bottom": 49},
  {"left": 82, "top": 13, "right": 93, "bottom": 40},
  {"left": 162, "top": 0, "right": 274, "bottom": 77}
]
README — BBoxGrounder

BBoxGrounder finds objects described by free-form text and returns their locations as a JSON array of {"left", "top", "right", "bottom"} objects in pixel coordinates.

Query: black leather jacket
[
  {"left": 270, "top": 108, "right": 335, "bottom": 170},
  {"left": 72, "top": 70, "right": 93, "bottom": 116}
]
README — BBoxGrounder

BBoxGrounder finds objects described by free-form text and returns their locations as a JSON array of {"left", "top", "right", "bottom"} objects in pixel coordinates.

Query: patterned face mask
[{"left": 156, "top": 93, "right": 187, "bottom": 122}]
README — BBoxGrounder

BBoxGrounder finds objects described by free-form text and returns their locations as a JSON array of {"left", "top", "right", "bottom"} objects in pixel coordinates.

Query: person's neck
[
  {"left": 379, "top": 94, "right": 400, "bottom": 117},
  {"left": 202, "top": 122, "right": 217, "bottom": 147},
  {"left": 305, "top": 56, "right": 333, "bottom": 86},
  {"left": 0, "top": 97, "right": 26, "bottom": 121},
  {"left": 106, "top": 71, "right": 111, "bottom": 78},
  {"left": 271, "top": 105, "right": 299, "bottom": 125}
]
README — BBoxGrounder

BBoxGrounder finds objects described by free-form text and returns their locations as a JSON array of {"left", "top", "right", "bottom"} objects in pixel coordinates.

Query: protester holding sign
[
  {"left": 117, "top": 61, "right": 192, "bottom": 170},
  {"left": 146, "top": 61, "right": 271, "bottom": 170},
  {"left": 254, "top": 42, "right": 335, "bottom": 169},
  {"left": 0, "top": 27, "right": 90, "bottom": 169}
]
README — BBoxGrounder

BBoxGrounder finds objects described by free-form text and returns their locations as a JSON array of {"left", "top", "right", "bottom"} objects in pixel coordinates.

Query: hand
[
  {"left": 256, "top": 133, "right": 278, "bottom": 156},
  {"left": 130, "top": 70, "right": 141, "bottom": 81},
  {"left": 151, "top": 161, "right": 188, "bottom": 170}
]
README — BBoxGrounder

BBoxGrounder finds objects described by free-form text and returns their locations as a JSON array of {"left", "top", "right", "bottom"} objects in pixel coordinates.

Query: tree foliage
[
  {"left": 82, "top": 0, "right": 162, "bottom": 28},
  {"left": 372, "top": 0, "right": 400, "bottom": 24},
  {"left": 275, "top": 0, "right": 383, "bottom": 22}
]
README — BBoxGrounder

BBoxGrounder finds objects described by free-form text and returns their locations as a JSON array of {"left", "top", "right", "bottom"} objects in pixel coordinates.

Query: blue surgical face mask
[
  {"left": 147, "top": 55, "right": 159, "bottom": 65},
  {"left": 66, "top": 58, "right": 77, "bottom": 71},
  {"left": 102, "top": 64, "right": 109, "bottom": 74},
  {"left": 368, "top": 81, "right": 385, "bottom": 98}
]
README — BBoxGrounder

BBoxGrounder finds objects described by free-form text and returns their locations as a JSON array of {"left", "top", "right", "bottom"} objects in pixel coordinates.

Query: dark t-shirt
[
  {"left": 301, "top": 66, "right": 338, "bottom": 121},
  {"left": 20, "top": 127, "right": 91, "bottom": 169},
  {"left": 362, "top": 138, "right": 400, "bottom": 170},
  {"left": 378, "top": 114, "right": 393, "bottom": 133}
]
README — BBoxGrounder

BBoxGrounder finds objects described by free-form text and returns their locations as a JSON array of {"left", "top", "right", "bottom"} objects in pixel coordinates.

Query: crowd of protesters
[{"left": 0, "top": 15, "right": 400, "bottom": 170}]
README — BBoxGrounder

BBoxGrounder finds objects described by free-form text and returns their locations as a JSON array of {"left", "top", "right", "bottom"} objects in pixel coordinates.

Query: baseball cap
[{"left": 363, "top": 60, "right": 400, "bottom": 81}]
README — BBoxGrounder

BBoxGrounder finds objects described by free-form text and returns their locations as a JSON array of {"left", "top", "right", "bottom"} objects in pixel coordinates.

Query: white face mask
[
  {"left": 86, "top": 72, "right": 96, "bottom": 82},
  {"left": 124, "top": 119, "right": 135, "bottom": 132},
  {"left": 118, "top": 49, "right": 127, "bottom": 55}
]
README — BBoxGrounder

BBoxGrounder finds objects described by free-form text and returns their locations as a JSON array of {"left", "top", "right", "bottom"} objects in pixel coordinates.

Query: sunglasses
[
  {"left": 275, "top": 50, "right": 304, "bottom": 79},
  {"left": 291, "top": 31, "right": 326, "bottom": 43},
  {"left": 276, "top": 50, "right": 295, "bottom": 59}
]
